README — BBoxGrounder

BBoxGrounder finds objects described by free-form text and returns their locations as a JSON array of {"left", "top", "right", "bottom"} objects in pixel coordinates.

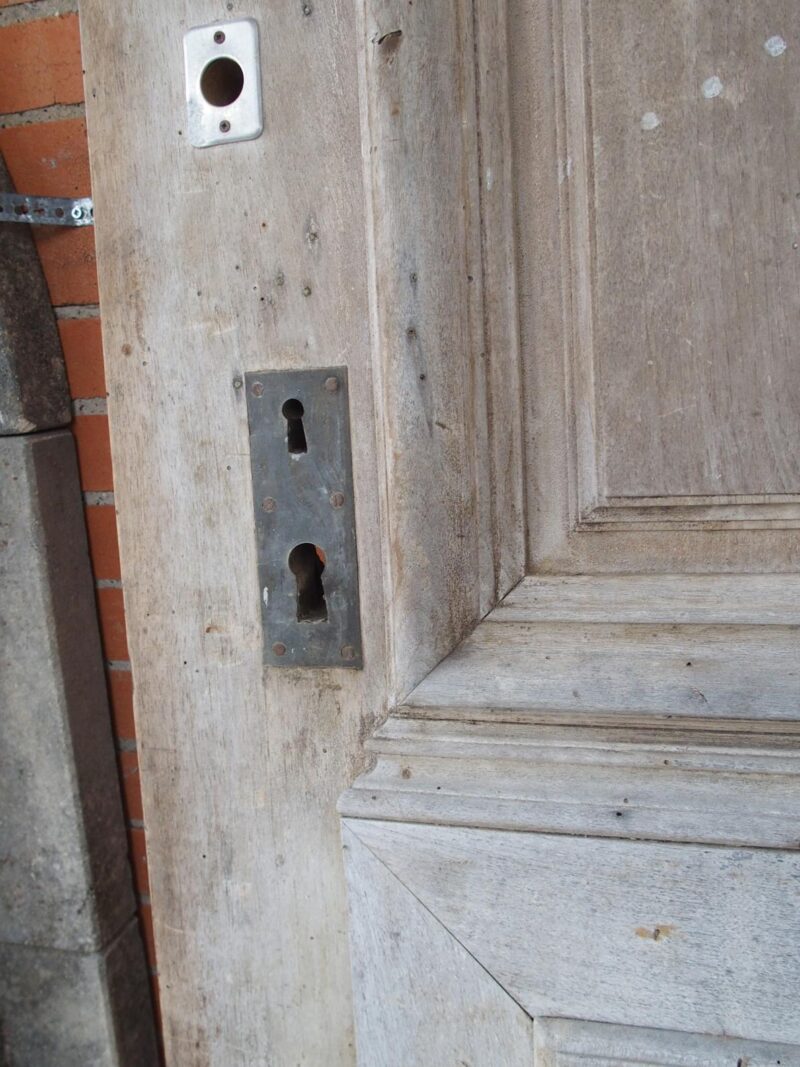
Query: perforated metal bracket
[
  {"left": 246, "top": 367, "right": 363, "bottom": 669},
  {"left": 0, "top": 194, "right": 93, "bottom": 227}
]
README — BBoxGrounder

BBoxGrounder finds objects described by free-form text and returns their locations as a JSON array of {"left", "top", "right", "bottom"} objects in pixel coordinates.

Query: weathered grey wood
[
  {"left": 575, "top": 2, "right": 800, "bottom": 502},
  {"left": 340, "top": 716, "right": 800, "bottom": 847},
  {"left": 344, "top": 818, "right": 800, "bottom": 1045},
  {"left": 406, "top": 617, "right": 800, "bottom": 723},
  {"left": 342, "top": 824, "right": 534, "bottom": 1067},
  {"left": 80, "top": 0, "right": 519, "bottom": 1060},
  {"left": 535, "top": 1018, "right": 800, "bottom": 1067},
  {"left": 512, "top": 0, "right": 800, "bottom": 570},
  {"left": 472, "top": 0, "right": 525, "bottom": 598},
  {"left": 82, "top": 0, "right": 800, "bottom": 1058},
  {"left": 497, "top": 574, "right": 800, "bottom": 624},
  {"left": 80, "top": 4, "right": 384, "bottom": 1062},
  {"left": 358, "top": 0, "right": 523, "bottom": 697}
]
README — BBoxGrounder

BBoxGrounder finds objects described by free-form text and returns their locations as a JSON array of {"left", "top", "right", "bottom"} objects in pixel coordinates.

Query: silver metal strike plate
[
  {"left": 183, "top": 19, "right": 262, "bottom": 149},
  {"left": 246, "top": 367, "right": 363, "bottom": 669}
]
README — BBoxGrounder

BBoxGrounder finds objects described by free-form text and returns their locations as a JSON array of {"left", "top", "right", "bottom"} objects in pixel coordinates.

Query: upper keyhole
[{"left": 282, "top": 398, "right": 307, "bottom": 454}]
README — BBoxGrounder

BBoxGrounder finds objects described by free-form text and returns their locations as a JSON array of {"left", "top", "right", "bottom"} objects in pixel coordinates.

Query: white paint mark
[
  {"left": 262, "top": 586, "right": 269, "bottom": 608},
  {"left": 702, "top": 75, "right": 723, "bottom": 99},
  {"left": 640, "top": 111, "right": 661, "bottom": 131},
  {"left": 485, "top": 167, "right": 494, "bottom": 191},
  {"left": 764, "top": 35, "right": 787, "bottom": 57},
  {"left": 558, "top": 157, "right": 574, "bottom": 183}
]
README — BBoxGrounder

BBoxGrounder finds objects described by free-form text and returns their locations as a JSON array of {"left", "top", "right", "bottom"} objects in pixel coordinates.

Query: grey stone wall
[{"left": 0, "top": 158, "right": 157, "bottom": 1066}]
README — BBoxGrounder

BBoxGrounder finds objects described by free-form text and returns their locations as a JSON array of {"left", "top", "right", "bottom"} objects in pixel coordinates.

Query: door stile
[{"left": 80, "top": 0, "right": 521, "bottom": 1061}]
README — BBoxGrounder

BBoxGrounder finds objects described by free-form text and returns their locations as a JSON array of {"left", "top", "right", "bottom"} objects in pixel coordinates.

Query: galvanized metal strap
[{"left": 0, "top": 193, "right": 94, "bottom": 227}]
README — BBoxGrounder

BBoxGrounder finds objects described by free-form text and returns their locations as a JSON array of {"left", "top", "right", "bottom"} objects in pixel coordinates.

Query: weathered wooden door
[
  {"left": 80, "top": 0, "right": 799, "bottom": 1063},
  {"left": 340, "top": 1, "right": 800, "bottom": 1064}
]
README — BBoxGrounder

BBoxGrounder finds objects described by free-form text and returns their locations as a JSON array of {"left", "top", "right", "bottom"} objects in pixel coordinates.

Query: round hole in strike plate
[{"left": 200, "top": 56, "right": 245, "bottom": 107}]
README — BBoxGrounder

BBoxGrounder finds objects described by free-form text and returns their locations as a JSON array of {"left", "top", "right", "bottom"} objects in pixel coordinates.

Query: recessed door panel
[{"left": 514, "top": 0, "right": 800, "bottom": 569}]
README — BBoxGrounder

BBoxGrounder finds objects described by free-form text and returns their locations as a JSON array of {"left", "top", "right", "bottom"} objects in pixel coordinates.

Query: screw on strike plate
[
  {"left": 219, "top": 120, "right": 231, "bottom": 134},
  {"left": 324, "top": 376, "right": 339, "bottom": 393},
  {"left": 273, "top": 642, "right": 287, "bottom": 656},
  {"left": 214, "top": 29, "right": 226, "bottom": 43},
  {"left": 251, "top": 381, "right": 264, "bottom": 397},
  {"left": 262, "top": 497, "right": 277, "bottom": 512},
  {"left": 330, "top": 492, "right": 345, "bottom": 508},
  {"left": 341, "top": 645, "right": 356, "bottom": 661}
]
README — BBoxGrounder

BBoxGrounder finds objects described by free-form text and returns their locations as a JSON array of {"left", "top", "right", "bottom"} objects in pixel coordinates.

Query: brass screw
[
  {"left": 262, "top": 497, "right": 277, "bottom": 512},
  {"left": 341, "top": 645, "right": 356, "bottom": 661},
  {"left": 251, "top": 381, "right": 264, "bottom": 397},
  {"left": 273, "top": 642, "right": 287, "bottom": 657},
  {"left": 330, "top": 492, "right": 345, "bottom": 508},
  {"left": 324, "top": 376, "right": 339, "bottom": 393}
]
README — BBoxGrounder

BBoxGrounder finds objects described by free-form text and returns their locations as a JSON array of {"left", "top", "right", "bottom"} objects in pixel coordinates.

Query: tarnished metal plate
[{"left": 246, "top": 367, "right": 362, "bottom": 668}]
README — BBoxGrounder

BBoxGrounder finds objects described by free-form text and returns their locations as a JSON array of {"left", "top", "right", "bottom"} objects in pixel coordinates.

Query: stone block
[
  {"left": 0, "top": 431, "right": 132, "bottom": 950},
  {"left": 0, "top": 918, "right": 159, "bottom": 1067},
  {"left": 0, "top": 155, "right": 70, "bottom": 435}
]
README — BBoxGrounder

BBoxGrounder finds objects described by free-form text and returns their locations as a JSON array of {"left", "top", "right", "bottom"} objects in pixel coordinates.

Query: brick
[
  {"left": 0, "top": 120, "right": 97, "bottom": 305},
  {"left": 137, "top": 904, "right": 157, "bottom": 970},
  {"left": 117, "top": 749, "right": 142, "bottom": 823},
  {"left": 149, "top": 974, "right": 163, "bottom": 1050},
  {"left": 85, "top": 504, "right": 121, "bottom": 580},
  {"left": 72, "top": 414, "right": 112, "bottom": 490},
  {"left": 35, "top": 226, "right": 98, "bottom": 305},
  {"left": 97, "top": 586, "right": 128, "bottom": 660},
  {"left": 0, "top": 15, "right": 84, "bottom": 113},
  {"left": 107, "top": 668, "right": 134, "bottom": 740},
  {"left": 127, "top": 827, "right": 150, "bottom": 898},
  {"left": 59, "top": 317, "right": 105, "bottom": 399},
  {"left": 0, "top": 119, "right": 90, "bottom": 197}
]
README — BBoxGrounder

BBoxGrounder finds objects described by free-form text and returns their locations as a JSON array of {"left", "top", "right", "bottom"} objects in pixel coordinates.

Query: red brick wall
[{"left": 0, "top": 0, "right": 161, "bottom": 1043}]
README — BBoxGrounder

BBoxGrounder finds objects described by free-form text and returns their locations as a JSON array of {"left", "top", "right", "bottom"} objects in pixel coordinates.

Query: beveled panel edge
[{"left": 339, "top": 714, "right": 800, "bottom": 848}]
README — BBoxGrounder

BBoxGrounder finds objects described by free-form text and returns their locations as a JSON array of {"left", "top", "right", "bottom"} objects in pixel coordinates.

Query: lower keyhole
[{"left": 288, "top": 543, "right": 328, "bottom": 623}]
